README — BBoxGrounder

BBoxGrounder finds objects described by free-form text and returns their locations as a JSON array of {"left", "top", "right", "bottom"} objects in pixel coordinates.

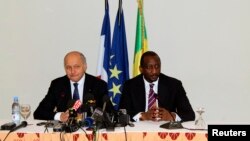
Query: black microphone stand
[{"left": 155, "top": 94, "right": 183, "bottom": 129}]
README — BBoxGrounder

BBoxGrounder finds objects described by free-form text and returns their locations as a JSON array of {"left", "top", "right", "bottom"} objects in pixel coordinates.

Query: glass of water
[
  {"left": 195, "top": 107, "right": 206, "bottom": 129},
  {"left": 20, "top": 104, "right": 31, "bottom": 121}
]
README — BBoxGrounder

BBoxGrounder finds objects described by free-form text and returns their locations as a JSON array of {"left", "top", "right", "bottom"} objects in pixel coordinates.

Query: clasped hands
[{"left": 140, "top": 107, "right": 176, "bottom": 121}]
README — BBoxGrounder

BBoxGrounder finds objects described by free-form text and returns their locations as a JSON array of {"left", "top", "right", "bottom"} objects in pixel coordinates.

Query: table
[{"left": 0, "top": 120, "right": 207, "bottom": 141}]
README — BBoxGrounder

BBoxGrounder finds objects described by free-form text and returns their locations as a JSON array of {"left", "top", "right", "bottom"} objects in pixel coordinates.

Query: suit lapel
[
  {"left": 83, "top": 74, "right": 92, "bottom": 100},
  {"left": 157, "top": 74, "right": 169, "bottom": 107},
  {"left": 64, "top": 77, "right": 72, "bottom": 101},
  {"left": 136, "top": 75, "right": 146, "bottom": 110},
  {"left": 56, "top": 76, "right": 72, "bottom": 111}
]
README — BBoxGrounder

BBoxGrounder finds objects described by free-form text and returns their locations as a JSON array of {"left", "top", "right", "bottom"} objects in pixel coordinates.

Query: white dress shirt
[
  {"left": 54, "top": 75, "right": 86, "bottom": 121},
  {"left": 133, "top": 77, "right": 181, "bottom": 122}
]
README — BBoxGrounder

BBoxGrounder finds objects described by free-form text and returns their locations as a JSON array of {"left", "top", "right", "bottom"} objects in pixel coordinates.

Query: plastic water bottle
[{"left": 12, "top": 96, "right": 21, "bottom": 125}]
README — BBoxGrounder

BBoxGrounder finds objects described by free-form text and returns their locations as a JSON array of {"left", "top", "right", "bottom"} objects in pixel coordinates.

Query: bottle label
[
  {"left": 12, "top": 105, "right": 20, "bottom": 125},
  {"left": 12, "top": 113, "right": 20, "bottom": 125}
]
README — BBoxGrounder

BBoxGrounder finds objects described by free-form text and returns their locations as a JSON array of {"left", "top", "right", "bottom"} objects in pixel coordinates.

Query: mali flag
[
  {"left": 108, "top": 0, "right": 129, "bottom": 110},
  {"left": 133, "top": 0, "right": 148, "bottom": 77}
]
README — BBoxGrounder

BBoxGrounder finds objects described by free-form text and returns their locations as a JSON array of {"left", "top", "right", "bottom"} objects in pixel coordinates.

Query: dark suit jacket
[
  {"left": 34, "top": 73, "right": 113, "bottom": 120},
  {"left": 119, "top": 73, "right": 195, "bottom": 122}
]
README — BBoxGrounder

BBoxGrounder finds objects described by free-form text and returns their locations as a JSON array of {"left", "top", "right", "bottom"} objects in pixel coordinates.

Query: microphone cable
[
  {"left": 3, "top": 121, "right": 28, "bottom": 141},
  {"left": 183, "top": 127, "right": 208, "bottom": 131},
  {"left": 78, "top": 126, "right": 88, "bottom": 140},
  {"left": 123, "top": 126, "right": 128, "bottom": 141},
  {"left": 93, "top": 125, "right": 98, "bottom": 141},
  {"left": 59, "top": 130, "right": 66, "bottom": 141},
  {"left": 3, "top": 130, "right": 12, "bottom": 141}
]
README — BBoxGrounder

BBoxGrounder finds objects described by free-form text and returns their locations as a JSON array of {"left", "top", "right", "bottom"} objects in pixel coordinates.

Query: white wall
[{"left": 1, "top": 0, "right": 250, "bottom": 122}]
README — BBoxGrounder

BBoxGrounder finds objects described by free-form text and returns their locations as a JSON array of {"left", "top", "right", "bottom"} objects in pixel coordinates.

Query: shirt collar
[
  {"left": 70, "top": 74, "right": 85, "bottom": 86},
  {"left": 143, "top": 76, "right": 159, "bottom": 88}
]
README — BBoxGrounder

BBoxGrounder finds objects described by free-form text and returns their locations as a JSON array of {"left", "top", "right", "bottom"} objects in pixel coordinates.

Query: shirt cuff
[
  {"left": 174, "top": 113, "right": 181, "bottom": 121},
  {"left": 133, "top": 112, "right": 142, "bottom": 122},
  {"left": 54, "top": 112, "right": 62, "bottom": 121}
]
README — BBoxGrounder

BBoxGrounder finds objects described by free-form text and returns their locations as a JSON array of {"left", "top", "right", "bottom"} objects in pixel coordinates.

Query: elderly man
[{"left": 34, "top": 51, "right": 113, "bottom": 122}]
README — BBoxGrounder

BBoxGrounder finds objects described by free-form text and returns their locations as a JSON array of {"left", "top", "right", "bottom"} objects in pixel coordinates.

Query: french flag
[{"left": 96, "top": 0, "right": 111, "bottom": 82}]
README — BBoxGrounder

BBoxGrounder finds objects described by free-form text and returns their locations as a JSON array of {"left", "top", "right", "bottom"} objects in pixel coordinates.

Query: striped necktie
[{"left": 148, "top": 83, "right": 156, "bottom": 110}]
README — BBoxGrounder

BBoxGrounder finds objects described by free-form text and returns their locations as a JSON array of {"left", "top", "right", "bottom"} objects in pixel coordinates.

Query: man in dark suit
[
  {"left": 119, "top": 51, "right": 195, "bottom": 122},
  {"left": 34, "top": 51, "right": 113, "bottom": 122}
]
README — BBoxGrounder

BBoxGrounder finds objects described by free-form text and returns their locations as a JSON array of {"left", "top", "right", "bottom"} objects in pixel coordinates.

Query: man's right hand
[{"left": 60, "top": 110, "right": 69, "bottom": 122}]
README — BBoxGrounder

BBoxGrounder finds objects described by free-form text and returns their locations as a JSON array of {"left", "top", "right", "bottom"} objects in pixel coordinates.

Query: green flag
[{"left": 133, "top": 0, "right": 148, "bottom": 77}]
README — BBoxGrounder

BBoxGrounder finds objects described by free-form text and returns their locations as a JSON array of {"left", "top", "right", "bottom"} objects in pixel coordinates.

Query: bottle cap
[{"left": 13, "top": 96, "right": 18, "bottom": 102}]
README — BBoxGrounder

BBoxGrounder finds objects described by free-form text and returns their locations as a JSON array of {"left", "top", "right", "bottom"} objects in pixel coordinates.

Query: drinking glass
[
  {"left": 195, "top": 107, "right": 206, "bottom": 129},
  {"left": 20, "top": 104, "right": 31, "bottom": 121}
]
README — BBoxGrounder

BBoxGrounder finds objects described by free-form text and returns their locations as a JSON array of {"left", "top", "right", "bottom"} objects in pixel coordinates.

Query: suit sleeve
[
  {"left": 33, "top": 80, "right": 66, "bottom": 120},
  {"left": 175, "top": 81, "right": 195, "bottom": 121},
  {"left": 92, "top": 79, "right": 114, "bottom": 113},
  {"left": 119, "top": 81, "right": 137, "bottom": 118}
]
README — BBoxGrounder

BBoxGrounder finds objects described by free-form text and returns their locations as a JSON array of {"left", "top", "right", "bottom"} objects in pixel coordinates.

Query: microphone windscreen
[
  {"left": 10, "top": 121, "right": 28, "bottom": 132},
  {"left": 23, "top": 121, "right": 28, "bottom": 127},
  {"left": 67, "top": 100, "right": 76, "bottom": 109},
  {"left": 18, "top": 121, "right": 28, "bottom": 128},
  {"left": 72, "top": 100, "right": 82, "bottom": 111},
  {"left": 84, "top": 117, "right": 94, "bottom": 128}
]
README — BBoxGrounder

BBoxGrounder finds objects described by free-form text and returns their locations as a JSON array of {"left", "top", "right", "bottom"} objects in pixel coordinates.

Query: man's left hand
[{"left": 158, "top": 107, "right": 176, "bottom": 121}]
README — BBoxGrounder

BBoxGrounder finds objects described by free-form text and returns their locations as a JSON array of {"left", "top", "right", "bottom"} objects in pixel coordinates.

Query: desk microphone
[
  {"left": 154, "top": 94, "right": 183, "bottom": 129},
  {"left": 2, "top": 121, "right": 28, "bottom": 141},
  {"left": 84, "top": 90, "right": 96, "bottom": 114},
  {"left": 102, "top": 95, "right": 109, "bottom": 112},
  {"left": 64, "top": 100, "right": 82, "bottom": 133},
  {"left": 72, "top": 100, "right": 82, "bottom": 111},
  {"left": 10, "top": 121, "right": 28, "bottom": 132}
]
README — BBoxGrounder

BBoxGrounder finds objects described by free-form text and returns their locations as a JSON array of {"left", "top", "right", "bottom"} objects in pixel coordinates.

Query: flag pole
[
  {"left": 118, "top": 0, "right": 122, "bottom": 26},
  {"left": 105, "top": 0, "right": 108, "bottom": 10}
]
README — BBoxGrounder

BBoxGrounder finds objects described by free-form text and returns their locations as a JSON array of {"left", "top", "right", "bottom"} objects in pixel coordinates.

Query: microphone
[
  {"left": 66, "top": 100, "right": 77, "bottom": 109},
  {"left": 67, "top": 99, "right": 82, "bottom": 110},
  {"left": 78, "top": 117, "right": 94, "bottom": 128},
  {"left": 84, "top": 90, "right": 96, "bottom": 114},
  {"left": 72, "top": 100, "right": 82, "bottom": 111},
  {"left": 63, "top": 100, "right": 82, "bottom": 133},
  {"left": 121, "top": 109, "right": 135, "bottom": 127},
  {"left": 2, "top": 121, "right": 28, "bottom": 141},
  {"left": 102, "top": 95, "right": 110, "bottom": 112},
  {"left": 66, "top": 100, "right": 82, "bottom": 119},
  {"left": 115, "top": 109, "right": 132, "bottom": 127},
  {"left": 91, "top": 107, "right": 104, "bottom": 123},
  {"left": 10, "top": 121, "right": 27, "bottom": 132},
  {"left": 154, "top": 94, "right": 183, "bottom": 129},
  {"left": 91, "top": 95, "right": 114, "bottom": 131}
]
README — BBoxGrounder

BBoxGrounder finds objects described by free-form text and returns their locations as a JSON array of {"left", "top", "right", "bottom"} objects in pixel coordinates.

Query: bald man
[{"left": 34, "top": 51, "right": 113, "bottom": 122}]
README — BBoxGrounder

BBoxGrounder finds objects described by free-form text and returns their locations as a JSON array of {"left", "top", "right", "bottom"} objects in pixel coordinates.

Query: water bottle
[{"left": 12, "top": 96, "right": 21, "bottom": 125}]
